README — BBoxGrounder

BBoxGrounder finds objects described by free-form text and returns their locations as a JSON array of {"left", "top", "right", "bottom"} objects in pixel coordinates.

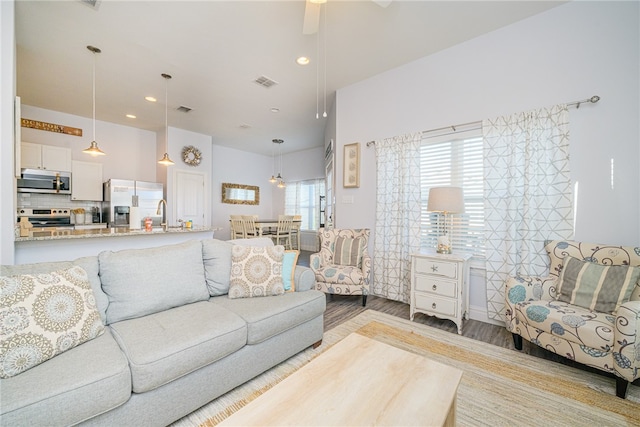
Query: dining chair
[
  {"left": 291, "top": 214, "right": 302, "bottom": 250},
  {"left": 270, "top": 215, "right": 294, "bottom": 249},
  {"left": 241, "top": 215, "right": 260, "bottom": 238},
  {"left": 230, "top": 215, "right": 245, "bottom": 239}
]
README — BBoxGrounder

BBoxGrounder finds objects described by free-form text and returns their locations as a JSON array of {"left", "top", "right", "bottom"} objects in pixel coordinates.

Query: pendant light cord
[
  {"left": 92, "top": 50, "right": 96, "bottom": 141},
  {"left": 323, "top": 1, "right": 327, "bottom": 118}
]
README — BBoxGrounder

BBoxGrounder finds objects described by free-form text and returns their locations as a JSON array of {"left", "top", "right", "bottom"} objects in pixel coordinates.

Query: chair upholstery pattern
[
  {"left": 505, "top": 240, "right": 640, "bottom": 392},
  {"left": 310, "top": 229, "right": 371, "bottom": 304}
]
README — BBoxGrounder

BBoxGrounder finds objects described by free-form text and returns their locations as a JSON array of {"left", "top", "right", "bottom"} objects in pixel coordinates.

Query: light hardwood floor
[{"left": 298, "top": 250, "right": 639, "bottom": 387}]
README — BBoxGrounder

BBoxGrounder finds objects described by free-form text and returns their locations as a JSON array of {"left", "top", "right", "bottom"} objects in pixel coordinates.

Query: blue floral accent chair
[
  {"left": 310, "top": 228, "right": 371, "bottom": 307},
  {"left": 505, "top": 240, "right": 640, "bottom": 399}
]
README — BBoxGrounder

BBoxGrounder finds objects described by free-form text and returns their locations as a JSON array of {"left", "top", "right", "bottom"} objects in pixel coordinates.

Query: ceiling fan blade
[{"left": 302, "top": 0, "right": 321, "bottom": 35}]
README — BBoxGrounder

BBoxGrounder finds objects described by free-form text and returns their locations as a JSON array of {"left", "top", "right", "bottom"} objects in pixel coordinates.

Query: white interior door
[{"left": 174, "top": 170, "right": 206, "bottom": 227}]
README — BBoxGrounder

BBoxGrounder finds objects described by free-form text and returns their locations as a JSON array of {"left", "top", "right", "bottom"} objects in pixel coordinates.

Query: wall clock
[{"left": 181, "top": 145, "right": 202, "bottom": 166}]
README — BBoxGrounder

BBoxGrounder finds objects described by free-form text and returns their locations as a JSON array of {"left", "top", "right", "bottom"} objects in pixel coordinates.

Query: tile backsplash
[{"left": 17, "top": 193, "right": 101, "bottom": 211}]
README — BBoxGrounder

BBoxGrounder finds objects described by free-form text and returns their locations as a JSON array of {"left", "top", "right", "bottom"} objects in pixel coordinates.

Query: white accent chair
[
  {"left": 505, "top": 240, "right": 640, "bottom": 399},
  {"left": 310, "top": 228, "right": 371, "bottom": 307}
]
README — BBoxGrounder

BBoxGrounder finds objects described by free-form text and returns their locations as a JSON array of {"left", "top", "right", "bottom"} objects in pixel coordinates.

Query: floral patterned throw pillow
[
  {"left": 0, "top": 266, "right": 105, "bottom": 378},
  {"left": 229, "top": 245, "right": 285, "bottom": 299}
]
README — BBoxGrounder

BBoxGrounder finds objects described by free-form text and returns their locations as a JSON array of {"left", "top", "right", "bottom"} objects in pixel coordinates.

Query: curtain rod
[{"left": 366, "top": 95, "right": 600, "bottom": 147}]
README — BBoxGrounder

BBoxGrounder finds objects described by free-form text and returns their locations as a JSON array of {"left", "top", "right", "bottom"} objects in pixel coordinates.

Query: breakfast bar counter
[
  {"left": 15, "top": 226, "right": 214, "bottom": 242},
  {"left": 14, "top": 227, "right": 217, "bottom": 265}
]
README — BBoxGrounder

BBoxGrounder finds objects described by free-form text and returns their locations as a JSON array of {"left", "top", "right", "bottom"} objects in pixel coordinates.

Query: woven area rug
[{"left": 172, "top": 310, "right": 639, "bottom": 427}]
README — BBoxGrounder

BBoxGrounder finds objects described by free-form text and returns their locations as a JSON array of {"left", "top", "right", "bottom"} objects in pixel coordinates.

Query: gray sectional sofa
[{"left": 0, "top": 238, "right": 326, "bottom": 426}]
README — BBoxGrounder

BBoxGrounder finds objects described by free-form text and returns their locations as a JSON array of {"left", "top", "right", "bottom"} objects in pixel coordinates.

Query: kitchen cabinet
[
  {"left": 21, "top": 142, "right": 72, "bottom": 172},
  {"left": 410, "top": 252, "right": 472, "bottom": 335},
  {"left": 71, "top": 160, "right": 103, "bottom": 201}
]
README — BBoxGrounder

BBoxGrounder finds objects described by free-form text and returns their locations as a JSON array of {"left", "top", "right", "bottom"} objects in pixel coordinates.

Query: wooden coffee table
[{"left": 219, "top": 332, "right": 463, "bottom": 426}]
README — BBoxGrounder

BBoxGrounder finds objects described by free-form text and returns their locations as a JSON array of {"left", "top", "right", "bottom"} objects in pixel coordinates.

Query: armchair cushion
[
  {"left": 333, "top": 236, "right": 364, "bottom": 267},
  {"left": 514, "top": 299, "right": 615, "bottom": 349},
  {"left": 556, "top": 256, "right": 640, "bottom": 314}
]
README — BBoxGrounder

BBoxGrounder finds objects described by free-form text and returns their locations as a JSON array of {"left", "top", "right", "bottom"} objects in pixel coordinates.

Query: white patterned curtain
[
  {"left": 483, "top": 104, "right": 574, "bottom": 322},
  {"left": 373, "top": 133, "right": 422, "bottom": 303}
]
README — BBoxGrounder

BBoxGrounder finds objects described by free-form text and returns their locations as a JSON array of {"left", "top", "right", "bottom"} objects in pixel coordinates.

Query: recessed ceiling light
[
  {"left": 296, "top": 56, "right": 310, "bottom": 65},
  {"left": 125, "top": 114, "right": 136, "bottom": 119},
  {"left": 145, "top": 96, "right": 157, "bottom": 102},
  {"left": 270, "top": 108, "right": 280, "bottom": 113}
]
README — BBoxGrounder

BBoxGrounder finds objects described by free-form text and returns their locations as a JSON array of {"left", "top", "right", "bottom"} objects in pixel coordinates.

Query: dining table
[{"left": 254, "top": 218, "right": 302, "bottom": 250}]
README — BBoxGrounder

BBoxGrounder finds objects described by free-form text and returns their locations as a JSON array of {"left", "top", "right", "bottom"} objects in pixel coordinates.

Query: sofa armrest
[
  {"left": 294, "top": 265, "right": 315, "bottom": 292},
  {"left": 505, "top": 275, "right": 557, "bottom": 331},
  {"left": 613, "top": 300, "right": 640, "bottom": 382}
]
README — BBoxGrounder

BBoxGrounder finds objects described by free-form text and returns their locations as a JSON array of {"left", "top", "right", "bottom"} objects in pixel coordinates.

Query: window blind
[
  {"left": 420, "top": 133, "right": 485, "bottom": 257},
  {"left": 284, "top": 179, "right": 326, "bottom": 231}
]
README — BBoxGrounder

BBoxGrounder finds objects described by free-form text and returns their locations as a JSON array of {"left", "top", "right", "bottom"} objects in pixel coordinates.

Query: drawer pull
[
  {"left": 432, "top": 284, "right": 437, "bottom": 291},
  {"left": 432, "top": 302, "right": 437, "bottom": 309},
  {"left": 430, "top": 265, "right": 438, "bottom": 272}
]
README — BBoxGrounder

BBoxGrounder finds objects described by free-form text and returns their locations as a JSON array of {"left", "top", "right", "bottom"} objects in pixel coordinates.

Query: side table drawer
[
  {"left": 414, "top": 258, "right": 457, "bottom": 279},
  {"left": 414, "top": 294, "right": 457, "bottom": 317},
  {"left": 414, "top": 275, "right": 457, "bottom": 298}
]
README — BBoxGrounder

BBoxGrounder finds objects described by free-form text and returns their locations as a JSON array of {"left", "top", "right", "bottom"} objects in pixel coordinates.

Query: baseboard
[{"left": 468, "top": 304, "right": 505, "bottom": 327}]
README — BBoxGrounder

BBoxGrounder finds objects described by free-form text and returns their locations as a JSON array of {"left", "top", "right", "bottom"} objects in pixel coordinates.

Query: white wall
[
  {"left": 20, "top": 105, "right": 157, "bottom": 182},
  {"left": 334, "top": 1, "right": 640, "bottom": 323},
  {"left": 0, "top": 0, "right": 16, "bottom": 265}
]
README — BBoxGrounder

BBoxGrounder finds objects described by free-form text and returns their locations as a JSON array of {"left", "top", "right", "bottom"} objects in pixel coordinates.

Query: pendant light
[
  {"left": 158, "top": 73, "right": 175, "bottom": 165},
  {"left": 269, "top": 140, "right": 277, "bottom": 183},
  {"left": 271, "top": 139, "right": 285, "bottom": 188},
  {"left": 83, "top": 46, "right": 106, "bottom": 156}
]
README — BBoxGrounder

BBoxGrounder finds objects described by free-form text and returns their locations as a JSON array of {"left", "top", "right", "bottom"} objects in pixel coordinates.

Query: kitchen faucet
[{"left": 156, "top": 199, "right": 167, "bottom": 231}]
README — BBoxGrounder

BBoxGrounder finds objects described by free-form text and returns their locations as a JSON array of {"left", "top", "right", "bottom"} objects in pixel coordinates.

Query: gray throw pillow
[
  {"left": 202, "top": 239, "right": 233, "bottom": 296},
  {"left": 99, "top": 240, "right": 208, "bottom": 324}
]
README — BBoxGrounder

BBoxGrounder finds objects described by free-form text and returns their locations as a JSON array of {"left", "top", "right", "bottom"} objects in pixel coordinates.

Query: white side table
[{"left": 410, "top": 252, "right": 472, "bottom": 334}]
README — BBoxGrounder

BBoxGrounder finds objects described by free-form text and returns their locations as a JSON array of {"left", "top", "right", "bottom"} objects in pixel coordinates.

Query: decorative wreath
[{"left": 181, "top": 145, "right": 202, "bottom": 166}]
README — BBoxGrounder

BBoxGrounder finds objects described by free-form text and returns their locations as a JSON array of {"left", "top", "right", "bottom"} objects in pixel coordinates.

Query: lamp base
[{"left": 437, "top": 235, "right": 452, "bottom": 254}]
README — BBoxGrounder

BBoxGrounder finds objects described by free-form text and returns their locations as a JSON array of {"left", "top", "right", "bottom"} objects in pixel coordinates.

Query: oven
[{"left": 17, "top": 208, "right": 73, "bottom": 229}]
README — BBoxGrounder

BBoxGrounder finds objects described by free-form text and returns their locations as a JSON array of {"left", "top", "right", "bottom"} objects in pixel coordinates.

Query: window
[
  {"left": 420, "top": 131, "right": 484, "bottom": 257},
  {"left": 284, "top": 179, "right": 326, "bottom": 231}
]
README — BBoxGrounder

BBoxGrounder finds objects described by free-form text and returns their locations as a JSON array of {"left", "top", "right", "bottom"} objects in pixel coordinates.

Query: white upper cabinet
[
  {"left": 71, "top": 160, "right": 103, "bottom": 201},
  {"left": 21, "top": 142, "right": 72, "bottom": 172}
]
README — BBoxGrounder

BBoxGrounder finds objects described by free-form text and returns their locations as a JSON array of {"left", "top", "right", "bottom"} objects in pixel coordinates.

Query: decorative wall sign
[
  {"left": 343, "top": 142, "right": 360, "bottom": 188},
  {"left": 21, "top": 118, "right": 82, "bottom": 136},
  {"left": 182, "top": 145, "right": 202, "bottom": 166}
]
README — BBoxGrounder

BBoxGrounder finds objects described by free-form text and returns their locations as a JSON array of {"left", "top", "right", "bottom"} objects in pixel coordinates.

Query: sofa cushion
[
  {"left": 109, "top": 301, "right": 247, "bottom": 393},
  {"left": 514, "top": 299, "right": 614, "bottom": 349},
  {"left": 0, "top": 266, "right": 105, "bottom": 378},
  {"left": 556, "top": 256, "right": 640, "bottom": 314},
  {"left": 202, "top": 239, "right": 233, "bottom": 296},
  {"left": 211, "top": 290, "right": 326, "bottom": 345},
  {"left": 229, "top": 245, "right": 285, "bottom": 299},
  {"left": 0, "top": 328, "right": 130, "bottom": 426},
  {"left": 99, "top": 240, "right": 209, "bottom": 324}
]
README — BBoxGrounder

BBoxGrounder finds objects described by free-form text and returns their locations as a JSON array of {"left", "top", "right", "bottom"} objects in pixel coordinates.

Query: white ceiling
[{"left": 15, "top": 0, "right": 564, "bottom": 156}]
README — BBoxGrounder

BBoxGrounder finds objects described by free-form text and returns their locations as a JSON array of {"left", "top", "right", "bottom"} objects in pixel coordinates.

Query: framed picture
[{"left": 343, "top": 142, "right": 360, "bottom": 188}]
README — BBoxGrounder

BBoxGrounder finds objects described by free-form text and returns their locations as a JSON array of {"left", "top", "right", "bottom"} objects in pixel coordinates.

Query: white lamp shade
[{"left": 427, "top": 186, "right": 465, "bottom": 213}]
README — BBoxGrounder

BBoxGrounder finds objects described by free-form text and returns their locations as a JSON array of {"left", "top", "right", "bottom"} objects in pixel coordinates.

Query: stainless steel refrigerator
[{"left": 103, "top": 179, "right": 164, "bottom": 228}]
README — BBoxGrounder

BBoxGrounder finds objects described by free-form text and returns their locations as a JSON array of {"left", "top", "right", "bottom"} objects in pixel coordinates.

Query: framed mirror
[{"left": 221, "top": 183, "right": 260, "bottom": 205}]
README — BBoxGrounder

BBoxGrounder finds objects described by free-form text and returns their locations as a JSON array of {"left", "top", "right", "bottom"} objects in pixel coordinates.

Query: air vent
[
  {"left": 253, "top": 75, "right": 278, "bottom": 88},
  {"left": 79, "top": 0, "right": 101, "bottom": 10},
  {"left": 177, "top": 105, "right": 192, "bottom": 113}
]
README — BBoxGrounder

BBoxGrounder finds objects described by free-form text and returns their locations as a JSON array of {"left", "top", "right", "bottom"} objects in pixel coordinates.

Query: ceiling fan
[{"left": 302, "top": 0, "right": 393, "bottom": 35}]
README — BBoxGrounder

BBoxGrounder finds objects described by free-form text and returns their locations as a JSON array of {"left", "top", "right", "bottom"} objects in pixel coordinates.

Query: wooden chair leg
[
  {"left": 512, "top": 333, "right": 523, "bottom": 350},
  {"left": 616, "top": 377, "right": 629, "bottom": 399}
]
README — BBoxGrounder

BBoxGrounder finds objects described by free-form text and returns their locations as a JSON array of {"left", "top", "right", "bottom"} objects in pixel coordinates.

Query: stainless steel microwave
[{"left": 17, "top": 168, "right": 71, "bottom": 194}]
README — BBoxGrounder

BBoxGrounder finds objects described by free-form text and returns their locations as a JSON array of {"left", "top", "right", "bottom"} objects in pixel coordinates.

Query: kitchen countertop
[{"left": 15, "top": 226, "right": 216, "bottom": 242}]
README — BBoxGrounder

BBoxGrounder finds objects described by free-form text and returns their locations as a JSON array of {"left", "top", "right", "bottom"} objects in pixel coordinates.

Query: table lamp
[{"left": 427, "top": 186, "right": 465, "bottom": 254}]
